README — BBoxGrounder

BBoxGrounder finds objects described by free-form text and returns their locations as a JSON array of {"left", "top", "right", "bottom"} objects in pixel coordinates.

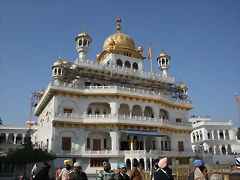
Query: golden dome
[
  {"left": 138, "top": 46, "right": 143, "bottom": 52},
  {"left": 75, "top": 28, "right": 92, "bottom": 42},
  {"left": 158, "top": 49, "right": 171, "bottom": 60},
  {"left": 63, "top": 59, "right": 71, "bottom": 68},
  {"left": 103, "top": 16, "right": 135, "bottom": 51},
  {"left": 179, "top": 82, "right": 188, "bottom": 89},
  {"left": 52, "top": 59, "right": 64, "bottom": 68}
]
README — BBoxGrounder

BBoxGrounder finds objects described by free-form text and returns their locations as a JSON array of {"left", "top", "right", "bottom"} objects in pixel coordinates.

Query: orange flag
[
  {"left": 236, "top": 95, "right": 240, "bottom": 103},
  {"left": 148, "top": 43, "right": 152, "bottom": 59}
]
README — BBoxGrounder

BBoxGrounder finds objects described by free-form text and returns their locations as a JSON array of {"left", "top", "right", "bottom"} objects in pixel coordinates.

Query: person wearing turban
[
  {"left": 154, "top": 157, "right": 174, "bottom": 180},
  {"left": 114, "top": 163, "right": 130, "bottom": 180},
  {"left": 229, "top": 157, "right": 240, "bottom": 180},
  {"left": 97, "top": 161, "right": 115, "bottom": 180},
  {"left": 58, "top": 159, "right": 73, "bottom": 180},
  {"left": 188, "top": 159, "right": 205, "bottom": 180},
  {"left": 68, "top": 162, "right": 88, "bottom": 180}
]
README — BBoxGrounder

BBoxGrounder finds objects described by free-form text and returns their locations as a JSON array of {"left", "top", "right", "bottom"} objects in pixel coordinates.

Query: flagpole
[{"left": 149, "top": 43, "right": 153, "bottom": 74}]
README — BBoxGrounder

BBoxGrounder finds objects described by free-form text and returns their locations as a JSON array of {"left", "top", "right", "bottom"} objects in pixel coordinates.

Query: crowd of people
[{"left": 29, "top": 157, "right": 240, "bottom": 180}]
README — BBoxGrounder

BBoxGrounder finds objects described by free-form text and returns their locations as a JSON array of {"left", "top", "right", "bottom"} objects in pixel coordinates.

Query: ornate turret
[
  {"left": 179, "top": 82, "right": 188, "bottom": 100},
  {"left": 156, "top": 49, "right": 171, "bottom": 76},
  {"left": 52, "top": 54, "right": 66, "bottom": 82},
  {"left": 63, "top": 58, "right": 71, "bottom": 68},
  {"left": 75, "top": 26, "right": 92, "bottom": 60}
]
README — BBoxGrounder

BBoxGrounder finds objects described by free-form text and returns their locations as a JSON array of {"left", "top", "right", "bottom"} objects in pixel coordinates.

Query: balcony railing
[
  {"left": 54, "top": 113, "right": 192, "bottom": 127},
  {"left": 56, "top": 149, "right": 195, "bottom": 157},
  {"left": 49, "top": 83, "right": 192, "bottom": 106},
  {"left": 77, "top": 57, "right": 175, "bottom": 83}
]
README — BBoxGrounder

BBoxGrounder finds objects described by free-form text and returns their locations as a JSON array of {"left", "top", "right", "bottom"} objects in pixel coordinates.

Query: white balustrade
[
  {"left": 49, "top": 83, "right": 192, "bottom": 106},
  {"left": 53, "top": 113, "right": 192, "bottom": 127}
]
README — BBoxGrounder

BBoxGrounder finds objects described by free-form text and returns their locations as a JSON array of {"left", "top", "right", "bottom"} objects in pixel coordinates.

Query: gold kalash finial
[{"left": 116, "top": 16, "right": 121, "bottom": 32}]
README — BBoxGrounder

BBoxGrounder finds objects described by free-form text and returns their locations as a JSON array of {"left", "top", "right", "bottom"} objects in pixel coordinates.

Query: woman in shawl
[{"left": 33, "top": 162, "right": 51, "bottom": 180}]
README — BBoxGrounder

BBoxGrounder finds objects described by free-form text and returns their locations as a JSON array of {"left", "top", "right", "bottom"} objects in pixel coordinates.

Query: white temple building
[
  {"left": 0, "top": 120, "right": 37, "bottom": 177},
  {"left": 34, "top": 16, "right": 196, "bottom": 173},
  {"left": 190, "top": 116, "right": 240, "bottom": 165}
]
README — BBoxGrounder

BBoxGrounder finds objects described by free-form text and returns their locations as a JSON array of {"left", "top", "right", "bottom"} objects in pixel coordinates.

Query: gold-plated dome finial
[
  {"left": 138, "top": 46, "right": 143, "bottom": 54},
  {"left": 58, "top": 53, "right": 61, "bottom": 59},
  {"left": 83, "top": 25, "right": 86, "bottom": 32},
  {"left": 116, "top": 16, "right": 122, "bottom": 32}
]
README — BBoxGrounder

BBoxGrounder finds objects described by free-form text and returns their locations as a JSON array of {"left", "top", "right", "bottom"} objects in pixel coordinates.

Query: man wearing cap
[
  {"left": 58, "top": 159, "right": 73, "bottom": 180},
  {"left": 150, "top": 159, "right": 159, "bottom": 180},
  {"left": 188, "top": 159, "right": 204, "bottom": 180},
  {"left": 98, "top": 162, "right": 115, "bottom": 180},
  {"left": 114, "top": 163, "right": 130, "bottom": 180},
  {"left": 68, "top": 162, "right": 88, "bottom": 180},
  {"left": 154, "top": 157, "right": 174, "bottom": 180},
  {"left": 229, "top": 157, "right": 240, "bottom": 180}
]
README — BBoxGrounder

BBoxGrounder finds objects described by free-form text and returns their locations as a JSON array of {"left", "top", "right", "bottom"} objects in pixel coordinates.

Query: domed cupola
[
  {"left": 52, "top": 55, "right": 66, "bottom": 83},
  {"left": 97, "top": 16, "right": 145, "bottom": 63},
  {"left": 178, "top": 82, "right": 188, "bottom": 100},
  {"left": 75, "top": 26, "right": 92, "bottom": 60}
]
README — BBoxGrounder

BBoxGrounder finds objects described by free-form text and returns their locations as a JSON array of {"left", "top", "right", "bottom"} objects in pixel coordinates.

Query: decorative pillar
[
  {"left": 219, "top": 145, "right": 222, "bottom": 155},
  {"left": 211, "top": 130, "right": 215, "bottom": 140},
  {"left": 144, "top": 158, "right": 147, "bottom": 170},
  {"left": 143, "top": 137, "right": 146, "bottom": 151},
  {"left": 22, "top": 134, "right": 25, "bottom": 143},
  {"left": 225, "top": 146, "right": 228, "bottom": 155},
  {"left": 150, "top": 158, "right": 153, "bottom": 171},
  {"left": 131, "top": 137, "right": 134, "bottom": 151},
  {"left": 129, "top": 106, "right": 133, "bottom": 118},
  {"left": 5, "top": 133, "right": 9, "bottom": 142},
  {"left": 13, "top": 134, "right": 17, "bottom": 144},
  {"left": 217, "top": 130, "right": 220, "bottom": 140},
  {"left": 110, "top": 102, "right": 119, "bottom": 115},
  {"left": 213, "top": 145, "right": 216, "bottom": 155},
  {"left": 110, "top": 130, "right": 119, "bottom": 151},
  {"left": 223, "top": 130, "right": 226, "bottom": 140}
]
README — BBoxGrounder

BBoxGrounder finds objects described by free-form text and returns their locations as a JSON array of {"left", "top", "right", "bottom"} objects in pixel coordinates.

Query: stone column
[
  {"left": 5, "top": 133, "right": 9, "bottom": 142},
  {"left": 22, "top": 134, "right": 25, "bottom": 143},
  {"left": 211, "top": 130, "right": 215, "bottom": 140},
  {"left": 110, "top": 102, "right": 119, "bottom": 115},
  {"left": 225, "top": 146, "right": 228, "bottom": 155},
  {"left": 223, "top": 130, "right": 226, "bottom": 140},
  {"left": 217, "top": 131, "right": 220, "bottom": 140},
  {"left": 130, "top": 137, "right": 134, "bottom": 150},
  {"left": 150, "top": 158, "right": 153, "bottom": 171},
  {"left": 144, "top": 158, "right": 147, "bottom": 170},
  {"left": 219, "top": 145, "right": 222, "bottom": 155},
  {"left": 110, "top": 130, "right": 119, "bottom": 151},
  {"left": 13, "top": 134, "right": 17, "bottom": 144},
  {"left": 213, "top": 145, "right": 216, "bottom": 155},
  {"left": 143, "top": 137, "right": 146, "bottom": 151}
]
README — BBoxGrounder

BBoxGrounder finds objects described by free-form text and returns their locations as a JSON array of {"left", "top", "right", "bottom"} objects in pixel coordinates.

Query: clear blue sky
[{"left": 0, "top": 0, "right": 239, "bottom": 126}]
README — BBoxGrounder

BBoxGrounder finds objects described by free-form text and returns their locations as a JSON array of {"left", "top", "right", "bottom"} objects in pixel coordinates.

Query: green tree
[{"left": 0, "top": 131, "right": 56, "bottom": 165}]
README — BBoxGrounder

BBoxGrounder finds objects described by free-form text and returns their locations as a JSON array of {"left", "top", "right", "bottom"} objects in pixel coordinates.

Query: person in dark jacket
[
  {"left": 188, "top": 159, "right": 204, "bottom": 180},
  {"left": 114, "top": 163, "right": 130, "bottom": 180},
  {"left": 68, "top": 162, "right": 88, "bottom": 180},
  {"left": 33, "top": 162, "right": 51, "bottom": 180},
  {"left": 229, "top": 157, "right": 240, "bottom": 180},
  {"left": 150, "top": 159, "right": 159, "bottom": 180},
  {"left": 154, "top": 157, "right": 174, "bottom": 180}
]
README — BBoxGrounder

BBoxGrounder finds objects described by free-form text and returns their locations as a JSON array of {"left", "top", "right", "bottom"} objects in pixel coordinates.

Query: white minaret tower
[
  {"left": 75, "top": 26, "right": 92, "bottom": 60},
  {"left": 179, "top": 82, "right": 188, "bottom": 100},
  {"left": 156, "top": 50, "right": 171, "bottom": 76},
  {"left": 52, "top": 55, "right": 65, "bottom": 83}
]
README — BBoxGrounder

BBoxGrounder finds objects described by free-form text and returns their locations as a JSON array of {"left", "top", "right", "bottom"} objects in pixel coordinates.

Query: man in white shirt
[{"left": 58, "top": 159, "right": 73, "bottom": 180}]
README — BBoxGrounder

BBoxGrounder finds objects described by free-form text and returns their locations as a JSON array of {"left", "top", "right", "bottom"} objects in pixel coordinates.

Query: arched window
[
  {"left": 133, "top": 62, "right": 138, "bottom": 70},
  {"left": 95, "top": 108, "right": 100, "bottom": 115},
  {"left": 125, "top": 61, "right": 131, "bottom": 68},
  {"left": 116, "top": 59, "right": 123, "bottom": 67},
  {"left": 87, "top": 108, "right": 92, "bottom": 115}
]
